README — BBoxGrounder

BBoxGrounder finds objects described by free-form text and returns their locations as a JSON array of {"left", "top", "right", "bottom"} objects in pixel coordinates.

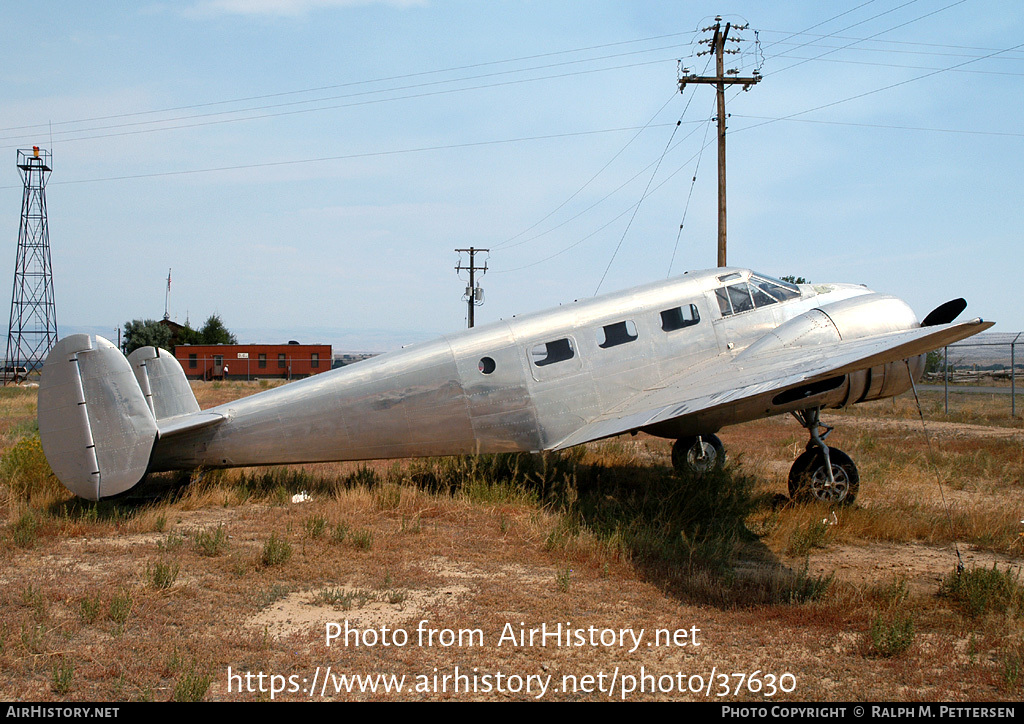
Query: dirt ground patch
[{"left": 2, "top": 385, "right": 1023, "bottom": 701}]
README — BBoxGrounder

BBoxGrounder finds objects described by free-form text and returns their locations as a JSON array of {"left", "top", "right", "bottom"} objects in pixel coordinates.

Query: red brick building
[{"left": 175, "top": 344, "right": 332, "bottom": 381}]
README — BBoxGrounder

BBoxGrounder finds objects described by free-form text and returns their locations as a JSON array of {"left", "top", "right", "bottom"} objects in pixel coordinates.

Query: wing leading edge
[{"left": 551, "top": 318, "right": 993, "bottom": 451}]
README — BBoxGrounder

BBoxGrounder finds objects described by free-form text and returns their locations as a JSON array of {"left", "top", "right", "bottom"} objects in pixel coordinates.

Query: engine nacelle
[{"left": 738, "top": 292, "right": 926, "bottom": 410}]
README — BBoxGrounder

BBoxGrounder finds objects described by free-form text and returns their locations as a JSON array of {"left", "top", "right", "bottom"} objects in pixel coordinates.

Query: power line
[
  {"left": 731, "top": 114, "right": 1024, "bottom": 139},
  {"left": 733, "top": 39, "right": 1024, "bottom": 137},
  {"left": 756, "top": 28, "right": 1024, "bottom": 58},
  {"left": 0, "top": 124, "right": 679, "bottom": 191},
  {"left": 754, "top": 53, "right": 1024, "bottom": 78},
  {"left": 761, "top": 0, "right": 967, "bottom": 80},
  {"left": 493, "top": 134, "right": 717, "bottom": 275},
  {"left": 493, "top": 120, "right": 711, "bottom": 258},
  {"left": 0, "top": 55, "right": 695, "bottom": 151},
  {"left": 0, "top": 42, "right": 698, "bottom": 146},
  {"left": 594, "top": 113, "right": 687, "bottom": 295},
  {"left": 493, "top": 92, "right": 681, "bottom": 251}
]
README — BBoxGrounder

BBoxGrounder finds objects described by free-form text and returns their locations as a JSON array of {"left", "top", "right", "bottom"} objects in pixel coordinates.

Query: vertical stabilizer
[
  {"left": 127, "top": 346, "right": 200, "bottom": 421},
  {"left": 38, "top": 335, "right": 157, "bottom": 500}
]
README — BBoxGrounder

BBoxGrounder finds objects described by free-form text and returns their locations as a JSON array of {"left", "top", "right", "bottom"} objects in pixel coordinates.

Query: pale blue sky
[{"left": 2, "top": 1, "right": 1021, "bottom": 350}]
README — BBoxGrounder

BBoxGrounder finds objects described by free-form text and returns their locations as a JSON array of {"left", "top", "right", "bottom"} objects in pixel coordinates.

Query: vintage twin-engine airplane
[{"left": 38, "top": 267, "right": 991, "bottom": 504}]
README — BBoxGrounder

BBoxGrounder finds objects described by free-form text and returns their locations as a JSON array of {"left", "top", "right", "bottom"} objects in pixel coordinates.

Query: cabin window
[
  {"left": 278, "top": 353, "right": 286, "bottom": 368},
  {"left": 258, "top": 353, "right": 267, "bottom": 369},
  {"left": 214, "top": 355, "right": 223, "bottom": 367},
  {"left": 661, "top": 304, "right": 700, "bottom": 331},
  {"left": 311, "top": 353, "right": 319, "bottom": 369},
  {"left": 478, "top": 356, "right": 496, "bottom": 374},
  {"left": 188, "top": 353, "right": 197, "bottom": 369},
  {"left": 531, "top": 338, "right": 575, "bottom": 367},
  {"left": 598, "top": 320, "right": 638, "bottom": 349}
]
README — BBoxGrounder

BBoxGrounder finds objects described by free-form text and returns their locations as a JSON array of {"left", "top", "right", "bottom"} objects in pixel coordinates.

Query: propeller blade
[{"left": 921, "top": 298, "right": 967, "bottom": 327}]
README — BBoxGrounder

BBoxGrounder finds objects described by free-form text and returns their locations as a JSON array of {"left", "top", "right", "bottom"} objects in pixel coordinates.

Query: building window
[
  {"left": 214, "top": 355, "right": 223, "bottom": 367},
  {"left": 188, "top": 354, "right": 197, "bottom": 369},
  {"left": 311, "top": 353, "right": 319, "bottom": 369},
  {"left": 278, "top": 353, "right": 286, "bottom": 368},
  {"left": 258, "top": 353, "right": 266, "bottom": 369}
]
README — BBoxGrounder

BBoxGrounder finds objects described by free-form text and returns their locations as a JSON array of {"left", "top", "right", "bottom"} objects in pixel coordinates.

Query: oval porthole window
[{"left": 478, "top": 356, "right": 496, "bottom": 374}]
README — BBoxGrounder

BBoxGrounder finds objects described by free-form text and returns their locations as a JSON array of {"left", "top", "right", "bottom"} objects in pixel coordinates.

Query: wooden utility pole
[
  {"left": 678, "top": 17, "right": 761, "bottom": 267},
  {"left": 455, "top": 247, "right": 488, "bottom": 328}
]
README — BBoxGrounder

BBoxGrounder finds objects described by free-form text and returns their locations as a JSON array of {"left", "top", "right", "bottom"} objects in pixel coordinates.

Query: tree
[
  {"left": 123, "top": 319, "right": 173, "bottom": 355},
  {"left": 198, "top": 314, "right": 237, "bottom": 345},
  {"left": 780, "top": 275, "right": 809, "bottom": 284}
]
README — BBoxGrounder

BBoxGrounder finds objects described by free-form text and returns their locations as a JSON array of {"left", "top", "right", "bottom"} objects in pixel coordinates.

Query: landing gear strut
[
  {"left": 788, "top": 408, "right": 859, "bottom": 505},
  {"left": 672, "top": 434, "right": 725, "bottom": 476}
]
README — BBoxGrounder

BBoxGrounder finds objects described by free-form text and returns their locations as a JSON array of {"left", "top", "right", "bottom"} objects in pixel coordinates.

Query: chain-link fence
[{"left": 922, "top": 332, "right": 1023, "bottom": 417}]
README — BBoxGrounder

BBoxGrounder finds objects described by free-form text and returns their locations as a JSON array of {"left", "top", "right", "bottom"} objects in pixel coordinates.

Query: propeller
[{"left": 921, "top": 298, "right": 967, "bottom": 327}]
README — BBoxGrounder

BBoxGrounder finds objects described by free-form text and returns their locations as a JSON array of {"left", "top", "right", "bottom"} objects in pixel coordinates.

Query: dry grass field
[{"left": 1, "top": 381, "right": 1022, "bottom": 701}]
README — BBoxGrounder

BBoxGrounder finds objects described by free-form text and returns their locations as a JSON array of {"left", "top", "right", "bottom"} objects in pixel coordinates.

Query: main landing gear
[
  {"left": 788, "top": 407, "right": 859, "bottom": 505},
  {"left": 669, "top": 408, "right": 859, "bottom": 505},
  {"left": 671, "top": 434, "right": 725, "bottom": 476}
]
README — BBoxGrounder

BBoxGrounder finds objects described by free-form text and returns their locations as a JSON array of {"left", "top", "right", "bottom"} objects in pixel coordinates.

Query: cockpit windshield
[{"left": 716, "top": 273, "right": 802, "bottom": 317}]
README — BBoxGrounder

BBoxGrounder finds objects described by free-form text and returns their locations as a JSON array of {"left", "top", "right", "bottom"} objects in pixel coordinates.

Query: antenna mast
[{"left": 678, "top": 17, "right": 761, "bottom": 267}]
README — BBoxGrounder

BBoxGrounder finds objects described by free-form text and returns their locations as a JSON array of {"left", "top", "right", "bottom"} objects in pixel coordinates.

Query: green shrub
[
  {"left": 869, "top": 612, "right": 915, "bottom": 657},
  {"left": 939, "top": 565, "right": 1023, "bottom": 619},
  {"left": 0, "top": 435, "right": 61, "bottom": 502},
  {"left": 147, "top": 560, "right": 180, "bottom": 590},
  {"left": 194, "top": 524, "right": 229, "bottom": 556},
  {"left": 262, "top": 533, "right": 292, "bottom": 567}
]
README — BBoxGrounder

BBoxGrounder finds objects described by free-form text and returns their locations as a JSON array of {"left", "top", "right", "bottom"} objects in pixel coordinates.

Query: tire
[
  {"left": 788, "top": 447, "right": 859, "bottom": 505},
  {"left": 672, "top": 434, "right": 725, "bottom": 476}
]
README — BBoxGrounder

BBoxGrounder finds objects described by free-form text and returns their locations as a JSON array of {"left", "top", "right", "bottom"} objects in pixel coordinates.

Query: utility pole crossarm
[
  {"left": 678, "top": 74, "right": 761, "bottom": 90},
  {"left": 454, "top": 247, "right": 488, "bottom": 328}
]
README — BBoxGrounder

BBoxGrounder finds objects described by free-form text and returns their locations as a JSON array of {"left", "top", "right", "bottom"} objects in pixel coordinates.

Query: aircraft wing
[{"left": 551, "top": 318, "right": 993, "bottom": 451}]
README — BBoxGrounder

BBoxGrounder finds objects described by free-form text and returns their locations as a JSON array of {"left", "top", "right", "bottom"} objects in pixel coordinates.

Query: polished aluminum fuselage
[{"left": 149, "top": 268, "right": 913, "bottom": 470}]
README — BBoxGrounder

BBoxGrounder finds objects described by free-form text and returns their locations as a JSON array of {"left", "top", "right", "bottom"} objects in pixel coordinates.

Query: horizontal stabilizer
[
  {"left": 38, "top": 335, "right": 158, "bottom": 500},
  {"left": 157, "top": 411, "right": 226, "bottom": 438}
]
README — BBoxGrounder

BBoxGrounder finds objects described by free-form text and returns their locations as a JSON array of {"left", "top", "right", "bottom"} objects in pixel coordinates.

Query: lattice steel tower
[{"left": 5, "top": 147, "right": 57, "bottom": 379}]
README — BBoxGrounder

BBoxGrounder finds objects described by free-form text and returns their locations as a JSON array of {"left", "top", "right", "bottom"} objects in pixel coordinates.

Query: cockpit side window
[
  {"left": 727, "top": 283, "right": 754, "bottom": 314},
  {"left": 749, "top": 280, "right": 778, "bottom": 307},
  {"left": 716, "top": 287, "right": 733, "bottom": 316}
]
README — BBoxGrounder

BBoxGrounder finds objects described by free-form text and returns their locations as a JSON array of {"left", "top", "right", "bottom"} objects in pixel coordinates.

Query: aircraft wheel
[
  {"left": 672, "top": 434, "right": 725, "bottom": 476},
  {"left": 788, "top": 448, "right": 859, "bottom": 505}
]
